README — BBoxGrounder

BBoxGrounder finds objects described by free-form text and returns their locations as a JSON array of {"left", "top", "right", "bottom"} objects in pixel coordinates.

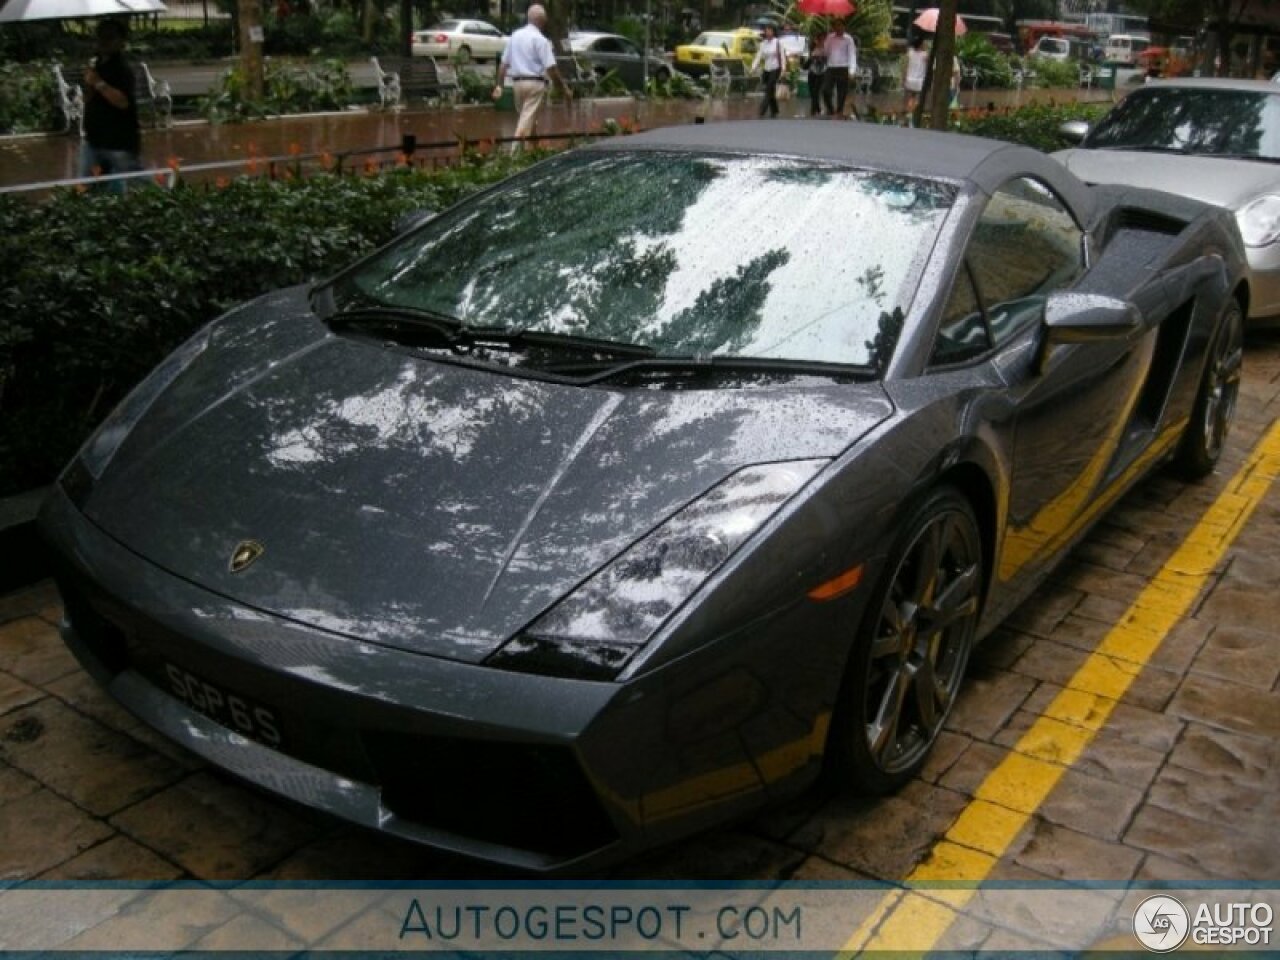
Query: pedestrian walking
[
  {"left": 803, "top": 30, "right": 827, "bottom": 116},
  {"left": 902, "top": 32, "right": 929, "bottom": 120},
  {"left": 492, "top": 4, "right": 572, "bottom": 142},
  {"left": 822, "top": 20, "right": 857, "bottom": 119},
  {"left": 752, "top": 23, "right": 787, "bottom": 118},
  {"left": 80, "top": 18, "right": 141, "bottom": 193}
]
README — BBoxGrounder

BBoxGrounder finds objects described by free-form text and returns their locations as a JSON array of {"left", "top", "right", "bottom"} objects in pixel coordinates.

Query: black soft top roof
[{"left": 588, "top": 120, "right": 1033, "bottom": 186}]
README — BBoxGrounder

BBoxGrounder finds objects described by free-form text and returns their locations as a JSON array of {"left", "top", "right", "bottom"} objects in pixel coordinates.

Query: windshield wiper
[
  {"left": 1092, "top": 144, "right": 1198, "bottom": 155},
  {"left": 327, "top": 305, "right": 465, "bottom": 343},
  {"left": 549, "top": 355, "right": 874, "bottom": 385},
  {"left": 1214, "top": 152, "right": 1280, "bottom": 164},
  {"left": 328, "top": 307, "right": 660, "bottom": 362}
]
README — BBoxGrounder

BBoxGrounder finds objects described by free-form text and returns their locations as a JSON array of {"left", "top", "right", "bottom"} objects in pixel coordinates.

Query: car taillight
[{"left": 435, "top": 33, "right": 447, "bottom": 42}]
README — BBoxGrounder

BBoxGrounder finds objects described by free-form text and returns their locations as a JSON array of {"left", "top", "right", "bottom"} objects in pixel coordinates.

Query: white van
[
  {"left": 1032, "top": 36, "right": 1071, "bottom": 61},
  {"left": 1104, "top": 34, "right": 1150, "bottom": 65}
]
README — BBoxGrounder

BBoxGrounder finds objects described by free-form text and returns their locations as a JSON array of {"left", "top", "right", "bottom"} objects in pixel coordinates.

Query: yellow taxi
[{"left": 674, "top": 28, "right": 760, "bottom": 76}]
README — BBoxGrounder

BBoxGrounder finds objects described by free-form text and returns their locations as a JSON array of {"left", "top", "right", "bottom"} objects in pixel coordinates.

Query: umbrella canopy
[
  {"left": 913, "top": 8, "right": 967, "bottom": 34},
  {"left": 0, "top": 0, "right": 165, "bottom": 21},
  {"left": 797, "top": 0, "right": 856, "bottom": 17}
]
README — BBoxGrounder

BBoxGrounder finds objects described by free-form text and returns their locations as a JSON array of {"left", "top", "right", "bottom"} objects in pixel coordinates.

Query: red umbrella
[
  {"left": 913, "top": 8, "right": 967, "bottom": 34},
  {"left": 797, "top": 0, "right": 856, "bottom": 16}
]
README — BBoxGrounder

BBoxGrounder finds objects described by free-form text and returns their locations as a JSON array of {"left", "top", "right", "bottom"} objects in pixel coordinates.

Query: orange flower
[
  {"left": 395, "top": 151, "right": 409, "bottom": 167},
  {"left": 320, "top": 151, "right": 334, "bottom": 170},
  {"left": 166, "top": 155, "right": 181, "bottom": 171},
  {"left": 153, "top": 172, "right": 168, "bottom": 186},
  {"left": 288, "top": 141, "right": 302, "bottom": 156},
  {"left": 364, "top": 157, "right": 379, "bottom": 175},
  {"left": 246, "top": 156, "right": 260, "bottom": 174},
  {"left": 215, "top": 176, "right": 231, "bottom": 189}
]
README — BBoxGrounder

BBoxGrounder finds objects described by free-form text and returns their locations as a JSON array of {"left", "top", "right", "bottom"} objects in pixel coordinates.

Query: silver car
[
  {"left": 411, "top": 19, "right": 507, "bottom": 62},
  {"left": 1055, "top": 78, "right": 1280, "bottom": 325}
]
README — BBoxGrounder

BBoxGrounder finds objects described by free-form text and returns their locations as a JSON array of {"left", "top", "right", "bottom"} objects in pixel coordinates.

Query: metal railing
[{"left": 0, "top": 130, "right": 610, "bottom": 198}]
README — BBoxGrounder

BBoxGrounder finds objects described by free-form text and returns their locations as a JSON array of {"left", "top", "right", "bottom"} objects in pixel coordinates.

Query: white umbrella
[{"left": 0, "top": 0, "right": 166, "bottom": 21}]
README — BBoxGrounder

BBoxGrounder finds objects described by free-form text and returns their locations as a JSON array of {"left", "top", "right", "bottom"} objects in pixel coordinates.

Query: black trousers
[
  {"left": 808, "top": 70, "right": 824, "bottom": 114},
  {"left": 824, "top": 69, "right": 849, "bottom": 116},
  {"left": 759, "top": 68, "right": 781, "bottom": 117}
]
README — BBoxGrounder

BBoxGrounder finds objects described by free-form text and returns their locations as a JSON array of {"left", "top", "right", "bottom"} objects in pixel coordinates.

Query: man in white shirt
[
  {"left": 822, "top": 20, "right": 857, "bottom": 118},
  {"left": 492, "top": 4, "right": 572, "bottom": 141}
]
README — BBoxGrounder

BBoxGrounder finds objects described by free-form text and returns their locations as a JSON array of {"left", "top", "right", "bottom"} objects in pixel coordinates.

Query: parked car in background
[
  {"left": 1031, "top": 36, "right": 1071, "bottom": 61},
  {"left": 674, "top": 27, "right": 759, "bottom": 75},
  {"left": 568, "top": 32, "right": 672, "bottom": 88},
  {"left": 43, "top": 121, "right": 1245, "bottom": 872},
  {"left": 411, "top": 19, "right": 507, "bottom": 62},
  {"left": 1103, "top": 33, "right": 1150, "bottom": 65},
  {"left": 1055, "top": 78, "right": 1280, "bottom": 324}
]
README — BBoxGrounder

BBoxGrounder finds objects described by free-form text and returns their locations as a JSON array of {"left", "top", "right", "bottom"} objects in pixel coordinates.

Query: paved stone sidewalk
[{"left": 1, "top": 335, "right": 1277, "bottom": 942}]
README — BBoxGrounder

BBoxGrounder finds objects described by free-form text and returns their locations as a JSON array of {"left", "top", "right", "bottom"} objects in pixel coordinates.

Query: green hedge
[
  {"left": 952, "top": 100, "right": 1107, "bottom": 152},
  {"left": 0, "top": 157, "right": 537, "bottom": 496}
]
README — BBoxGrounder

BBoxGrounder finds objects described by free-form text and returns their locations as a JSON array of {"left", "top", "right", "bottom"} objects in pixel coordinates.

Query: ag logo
[
  {"left": 1134, "top": 895, "right": 1190, "bottom": 952},
  {"left": 229, "top": 539, "right": 265, "bottom": 573}
]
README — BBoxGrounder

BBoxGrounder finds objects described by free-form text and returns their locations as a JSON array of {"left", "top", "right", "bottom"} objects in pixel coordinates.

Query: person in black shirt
[{"left": 81, "top": 18, "right": 141, "bottom": 193}]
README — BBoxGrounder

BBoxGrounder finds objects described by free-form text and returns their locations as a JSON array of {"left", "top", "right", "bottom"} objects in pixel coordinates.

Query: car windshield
[
  {"left": 1085, "top": 87, "right": 1280, "bottom": 159},
  {"left": 693, "top": 33, "right": 733, "bottom": 46},
  {"left": 432, "top": 21, "right": 459, "bottom": 30},
  {"left": 330, "top": 151, "right": 955, "bottom": 371}
]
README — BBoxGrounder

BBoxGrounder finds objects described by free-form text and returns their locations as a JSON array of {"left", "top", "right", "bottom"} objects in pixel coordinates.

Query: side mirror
[
  {"left": 1058, "top": 119, "right": 1089, "bottom": 144},
  {"left": 394, "top": 208, "right": 436, "bottom": 234},
  {"left": 1038, "top": 292, "right": 1143, "bottom": 372}
]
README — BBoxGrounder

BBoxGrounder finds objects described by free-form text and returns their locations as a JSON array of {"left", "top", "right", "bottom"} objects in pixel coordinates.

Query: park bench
[
  {"left": 52, "top": 64, "right": 84, "bottom": 135},
  {"left": 371, "top": 56, "right": 460, "bottom": 109},
  {"left": 708, "top": 58, "right": 756, "bottom": 98},
  {"left": 134, "top": 61, "right": 173, "bottom": 128},
  {"left": 854, "top": 64, "right": 874, "bottom": 97},
  {"left": 371, "top": 56, "right": 401, "bottom": 108},
  {"left": 555, "top": 55, "right": 598, "bottom": 98}
]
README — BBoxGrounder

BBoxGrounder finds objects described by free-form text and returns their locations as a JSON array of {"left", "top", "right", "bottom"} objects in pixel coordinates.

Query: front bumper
[
  {"left": 40, "top": 486, "right": 839, "bottom": 873},
  {"left": 1245, "top": 242, "right": 1280, "bottom": 324}
]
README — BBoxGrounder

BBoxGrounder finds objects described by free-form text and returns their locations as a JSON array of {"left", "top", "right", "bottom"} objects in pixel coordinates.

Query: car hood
[
  {"left": 82, "top": 290, "right": 893, "bottom": 664},
  {"left": 1054, "top": 148, "right": 1280, "bottom": 211}
]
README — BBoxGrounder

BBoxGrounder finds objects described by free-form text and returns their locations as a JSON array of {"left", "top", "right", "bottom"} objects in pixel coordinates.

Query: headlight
[
  {"left": 75, "top": 325, "right": 212, "bottom": 481},
  {"left": 487, "top": 459, "right": 827, "bottom": 681},
  {"left": 1236, "top": 194, "right": 1280, "bottom": 248}
]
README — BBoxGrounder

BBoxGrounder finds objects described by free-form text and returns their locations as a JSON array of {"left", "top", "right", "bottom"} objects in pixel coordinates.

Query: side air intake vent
[{"left": 1115, "top": 207, "right": 1187, "bottom": 236}]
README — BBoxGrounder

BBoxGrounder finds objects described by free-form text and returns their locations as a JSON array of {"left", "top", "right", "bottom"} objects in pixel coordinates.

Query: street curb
[{"left": 0, "top": 487, "right": 51, "bottom": 593}]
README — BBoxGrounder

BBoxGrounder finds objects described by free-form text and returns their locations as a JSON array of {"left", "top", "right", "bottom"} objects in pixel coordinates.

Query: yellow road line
[{"left": 842, "top": 419, "right": 1280, "bottom": 956}]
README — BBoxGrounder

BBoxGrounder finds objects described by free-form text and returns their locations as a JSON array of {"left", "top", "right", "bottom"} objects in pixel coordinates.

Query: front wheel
[
  {"left": 1175, "top": 298, "right": 1243, "bottom": 479},
  {"left": 826, "top": 487, "right": 983, "bottom": 795}
]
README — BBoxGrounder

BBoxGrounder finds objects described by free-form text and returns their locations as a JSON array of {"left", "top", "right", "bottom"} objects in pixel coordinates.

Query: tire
[
  {"left": 456, "top": 45, "right": 472, "bottom": 63},
  {"left": 826, "top": 486, "right": 983, "bottom": 795},
  {"left": 1175, "top": 297, "right": 1243, "bottom": 479},
  {"left": 655, "top": 66, "right": 671, "bottom": 83}
]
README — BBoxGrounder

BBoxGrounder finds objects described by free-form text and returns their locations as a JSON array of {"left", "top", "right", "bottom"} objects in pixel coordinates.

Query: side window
[
  {"left": 966, "top": 177, "right": 1084, "bottom": 346},
  {"left": 931, "top": 261, "right": 991, "bottom": 366}
]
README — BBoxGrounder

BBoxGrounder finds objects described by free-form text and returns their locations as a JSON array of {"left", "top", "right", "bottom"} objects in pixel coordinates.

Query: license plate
[{"left": 161, "top": 661, "right": 284, "bottom": 749}]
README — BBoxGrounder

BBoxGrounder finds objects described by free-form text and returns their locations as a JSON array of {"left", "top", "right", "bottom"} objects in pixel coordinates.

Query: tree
[
  {"left": 923, "top": 0, "right": 960, "bottom": 129},
  {"left": 238, "top": 0, "right": 264, "bottom": 100},
  {"left": 1127, "top": 0, "right": 1263, "bottom": 76}
]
